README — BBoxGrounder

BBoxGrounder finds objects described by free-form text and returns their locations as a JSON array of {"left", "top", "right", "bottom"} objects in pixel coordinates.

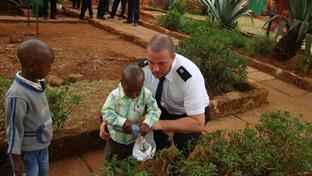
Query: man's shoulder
[
  {"left": 175, "top": 54, "right": 202, "bottom": 82},
  {"left": 138, "top": 58, "right": 148, "bottom": 68},
  {"left": 6, "top": 81, "right": 29, "bottom": 99}
]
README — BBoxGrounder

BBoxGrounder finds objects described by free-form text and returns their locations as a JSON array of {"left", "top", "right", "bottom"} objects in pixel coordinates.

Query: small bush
[
  {"left": 46, "top": 84, "right": 81, "bottom": 130},
  {"left": 205, "top": 28, "right": 249, "bottom": 48},
  {"left": 177, "top": 31, "right": 247, "bottom": 95},
  {"left": 295, "top": 55, "right": 312, "bottom": 75},
  {"left": 0, "top": 77, "right": 12, "bottom": 142},
  {"left": 0, "top": 77, "right": 81, "bottom": 143},
  {"left": 246, "top": 35, "right": 276, "bottom": 55},
  {"left": 180, "top": 17, "right": 206, "bottom": 35},
  {"left": 177, "top": 111, "right": 312, "bottom": 176},
  {"left": 169, "top": 0, "right": 187, "bottom": 15},
  {"left": 98, "top": 111, "right": 312, "bottom": 175},
  {"left": 159, "top": 9, "right": 182, "bottom": 31}
]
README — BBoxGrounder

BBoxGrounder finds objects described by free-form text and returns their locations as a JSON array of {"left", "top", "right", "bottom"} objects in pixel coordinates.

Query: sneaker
[
  {"left": 123, "top": 21, "right": 132, "bottom": 24},
  {"left": 43, "top": 16, "right": 48, "bottom": 20},
  {"left": 89, "top": 15, "right": 94, "bottom": 18},
  {"left": 133, "top": 23, "right": 138, "bottom": 26},
  {"left": 50, "top": 16, "right": 57, "bottom": 20}
]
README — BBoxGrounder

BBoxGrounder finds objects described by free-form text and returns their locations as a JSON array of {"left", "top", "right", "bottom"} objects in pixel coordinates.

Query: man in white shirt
[{"left": 100, "top": 33, "right": 210, "bottom": 151}]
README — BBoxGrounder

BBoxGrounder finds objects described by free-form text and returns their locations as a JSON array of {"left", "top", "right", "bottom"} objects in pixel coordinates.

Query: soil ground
[{"left": 0, "top": 22, "right": 146, "bottom": 131}]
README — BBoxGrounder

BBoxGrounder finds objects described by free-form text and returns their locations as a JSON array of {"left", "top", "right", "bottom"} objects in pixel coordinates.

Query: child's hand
[
  {"left": 11, "top": 154, "right": 26, "bottom": 176},
  {"left": 140, "top": 123, "right": 151, "bottom": 136},
  {"left": 123, "top": 120, "right": 133, "bottom": 133},
  {"left": 99, "top": 122, "right": 110, "bottom": 140}
]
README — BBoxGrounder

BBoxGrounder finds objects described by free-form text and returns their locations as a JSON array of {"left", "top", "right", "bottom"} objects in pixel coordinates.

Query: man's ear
[{"left": 171, "top": 53, "right": 176, "bottom": 60}]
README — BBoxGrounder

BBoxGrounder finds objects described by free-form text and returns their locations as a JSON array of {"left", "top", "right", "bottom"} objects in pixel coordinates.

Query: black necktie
[{"left": 155, "top": 77, "right": 165, "bottom": 106}]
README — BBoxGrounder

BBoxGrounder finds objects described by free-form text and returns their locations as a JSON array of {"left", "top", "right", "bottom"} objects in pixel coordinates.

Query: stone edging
[
  {"left": 243, "top": 54, "right": 312, "bottom": 91},
  {"left": 210, "top": 83, "right": 269, "bottom": 118},
  {"left": 0, "top": 17, "right": 86, "bottom": 24}
]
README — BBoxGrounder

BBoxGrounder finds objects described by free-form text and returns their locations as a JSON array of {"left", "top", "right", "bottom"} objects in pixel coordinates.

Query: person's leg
[
  {"left": 133, "top": 0, "right": 139, "bottom": 24},
  {"left": 87, "top": 0, "right": 93, "bottom": 17},
  {"left": 110, "top": 0, "right": 121, "bottom": 18},
  {"left": 79, "top": 0, "right": 88, "bottom": 19},
  {"left": 97, "top": 0, "right": 104, "bottom": 18},
  {"left": 38, "top": 147, "right": 49, "bottom": 176},
  {"left": 120, "top": 0, "right": 127, "bottom": 18},
  {"left": 77, "top": 0, "right": 81, "bottom": 9},
  {"left": 125, "top": 0, "right": 133, "bottom": 23},
  {"left": 173, "top": 132, "right": 200, "bottom": 156},
  {"left": 50, "top": 0, "right": 57, "bottom": 19},
  {"left": 105, "top": 138, "right": 129, "bottom": 161},
  {"left": 22, "top": 151, "right": 39, "bottom": 176},
  {"left": 154, "top": 130, "right": 171, "bottom": 150},
  {"left": 42, "top": 0, "right": 49, "bottom": 19},
  {"left": 72, "top": 0, "right": 76, "bottom": 8},
  {"left": 124, "top": 142, "right": 135, "bottom": 158}
]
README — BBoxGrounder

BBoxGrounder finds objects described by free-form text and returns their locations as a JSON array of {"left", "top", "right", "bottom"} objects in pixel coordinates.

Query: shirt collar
[
  {"left": 164, "top": 54, "right": 178, "bottom": 82},
  {"left": 15, "top": 72, "right": 46, "bottom": 92}
]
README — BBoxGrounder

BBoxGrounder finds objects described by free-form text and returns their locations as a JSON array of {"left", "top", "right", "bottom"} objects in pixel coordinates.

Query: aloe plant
[
  {"left": 201, "top": 0, "right": 251, "bottom": 30},
  {"left": 266, "top": 0, "right": 312, "bottom": 61}
]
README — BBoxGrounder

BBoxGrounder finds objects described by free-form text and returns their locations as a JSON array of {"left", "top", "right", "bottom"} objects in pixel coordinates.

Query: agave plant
[
  {"left": 267, "top": 0, "right": 312, "bottom": 61},
  {"left": 201, "top": 0, "right": 251, "bottom": 30}
]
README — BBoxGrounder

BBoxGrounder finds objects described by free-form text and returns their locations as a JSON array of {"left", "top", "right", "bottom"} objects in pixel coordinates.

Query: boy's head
[
  {"left": 17, "top": 39, "right": 54, "bottom": 80},
  {"left": 121, "top": 65, "right": 145, "bottom": 99}
]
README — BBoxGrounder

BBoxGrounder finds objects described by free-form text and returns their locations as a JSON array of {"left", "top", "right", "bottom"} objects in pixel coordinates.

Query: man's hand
[
  {"left": 122, "top": 120, "right": 133, "bottom": 133},
  {"left": 11, "top": 154, "right": 26, "bottom": 176},
  {"left": 99, "top": 122, "right": 110, "bottom": 140},
  {"left": 151, "top": 120, "right": 163, "bottom": 131},
  {"left": 139, "top": 123, "right": 151, "bottom": 136}
]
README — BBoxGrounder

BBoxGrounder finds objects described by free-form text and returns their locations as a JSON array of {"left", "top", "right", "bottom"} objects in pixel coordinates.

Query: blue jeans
[{"left": 22, "top": 147, "right": 49, "bottom": 176}]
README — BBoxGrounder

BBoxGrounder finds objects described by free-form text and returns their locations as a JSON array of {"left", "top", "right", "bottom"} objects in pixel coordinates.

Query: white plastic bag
[{"left": 132, "top": 131, "right": 156, "bottom": 161}]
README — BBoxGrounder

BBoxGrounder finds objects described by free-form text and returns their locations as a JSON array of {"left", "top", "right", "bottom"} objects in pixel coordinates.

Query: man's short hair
[{"left": 147, "top": 33, "right": 175, "bottom": 54}]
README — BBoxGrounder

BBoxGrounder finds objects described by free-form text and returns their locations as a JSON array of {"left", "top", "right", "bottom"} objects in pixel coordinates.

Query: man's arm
[{"left": 152, "top": 113, "right": 205, "bottom": 133}]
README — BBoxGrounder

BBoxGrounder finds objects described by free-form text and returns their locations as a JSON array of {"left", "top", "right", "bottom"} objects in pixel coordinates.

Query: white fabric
[
  {"left": 142, "top": 54, "right": 209, "bottom": 115},
  {"left": 16, "top": 72, "right": 43, "bottom": 91},
  {"left": 132, "top": 131, "right": 156, "bottom": 161}
]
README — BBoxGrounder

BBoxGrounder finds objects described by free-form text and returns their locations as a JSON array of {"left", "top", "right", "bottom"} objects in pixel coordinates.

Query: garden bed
[{"left": 0, "top": 21, "right": 268, "bottom": 160}]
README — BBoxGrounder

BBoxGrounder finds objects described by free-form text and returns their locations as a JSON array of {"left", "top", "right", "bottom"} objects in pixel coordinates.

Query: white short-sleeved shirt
[{"left": 141, "top": 54, "right": 209, "bottom": 116}]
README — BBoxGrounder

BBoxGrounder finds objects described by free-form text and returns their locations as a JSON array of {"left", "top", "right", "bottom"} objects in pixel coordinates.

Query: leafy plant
[
  {"left": 46, "top": 84, "right": 81, "bottom": 130},
  {"left": 177, "top": 31, "right": 247, "bottom": 96},
  {"left": 0, "top": 77, "right": 12, "bottom": 142},
  {"left": 180, "top": 17, "right": 206, "bottom": 34},
  {"left": 246, "top": 35, "right": 276, "bottom": 55},
  {"left": 266, "top": 0, "right": 312, "bottom": 61},
  {"left": 295, "top": 55, "right": 312, "bottom": 75},
  {"left": 169, "top": 0, "right": 187, "bottom": 15},
  {"left": 98, "top": 111, "right": 312, "bottom": 175},
  {"left": 187, "top": 0, "right": 208, "bottom": 15},
  {"left": 201, "top": 0, "right": 251, "bottom": 30},
  {"left": 159, "top": 9, "right": 182, "bottom": 31},
  {"left": 188, "top": 111, "right": 312, "bottom": 175}
]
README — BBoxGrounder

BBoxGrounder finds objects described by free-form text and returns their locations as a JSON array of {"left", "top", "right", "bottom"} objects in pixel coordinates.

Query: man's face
[{"left": 146, "top": 49, "right": 175, "bottom": 79}]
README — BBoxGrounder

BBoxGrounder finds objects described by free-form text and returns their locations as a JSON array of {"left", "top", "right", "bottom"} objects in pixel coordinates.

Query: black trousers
[
  {"left": 110, "top": 0, "right": 127, "bottom": 17},
  {"left": 154, "top": 106, "right": 210, "bottom": 152},
  {"left": 79, "top": 0, "right": 93, "bottom": 18},
  {"left": 43, "top": 0, "right": 56, "bottom": 18},
  {"left": 97, "top": 0, "right": 109, "bottom": 18},
  {"left": 72, "top": 0, "right": 81, "bottom": 9},
  {"left": 104, "top": 138, "right": 135, "bottom": 161},
  {"left": 126, "top": 0, "right": 139, "bottom": 23}
]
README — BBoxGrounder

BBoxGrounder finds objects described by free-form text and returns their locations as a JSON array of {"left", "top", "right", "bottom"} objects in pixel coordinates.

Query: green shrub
[
  {"left": 180, "top": 17, "right": 206, "bottom": 35},
  {"left": 159, "top": 9, "right": 182, "bottom": 31},
  {"left": 98, "top": 111, "right": 312, "bottom": 175},
  {"left": 46, "top": 84, "right": 81, "bottom": 130},
  {"left": 295, "top": 55, "right": 312, "bottom": 75},
  {"left": 169, "top": 0, "right": 187, "bottom": 15},
  {"left": 0, "top": 77, "right": 12, "bottom": 142},
  {"left": 204, "top": 28, "right": 249, "bottom": 48},
  {"left": 177, "top": 31, "right": 247, "bottom": 95},
  {"left": 246, "top": 35, "right": 276, "bottom": 55}
]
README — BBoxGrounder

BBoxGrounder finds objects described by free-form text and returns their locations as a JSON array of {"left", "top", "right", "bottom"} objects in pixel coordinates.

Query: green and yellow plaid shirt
[{"left": 101, "top": 83, "right": 161, "bottom": 145}]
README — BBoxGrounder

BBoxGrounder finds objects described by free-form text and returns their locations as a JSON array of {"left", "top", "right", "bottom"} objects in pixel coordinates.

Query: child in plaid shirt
[{"left": 101, "top": 65, "right": 160, "bottom": 160}]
